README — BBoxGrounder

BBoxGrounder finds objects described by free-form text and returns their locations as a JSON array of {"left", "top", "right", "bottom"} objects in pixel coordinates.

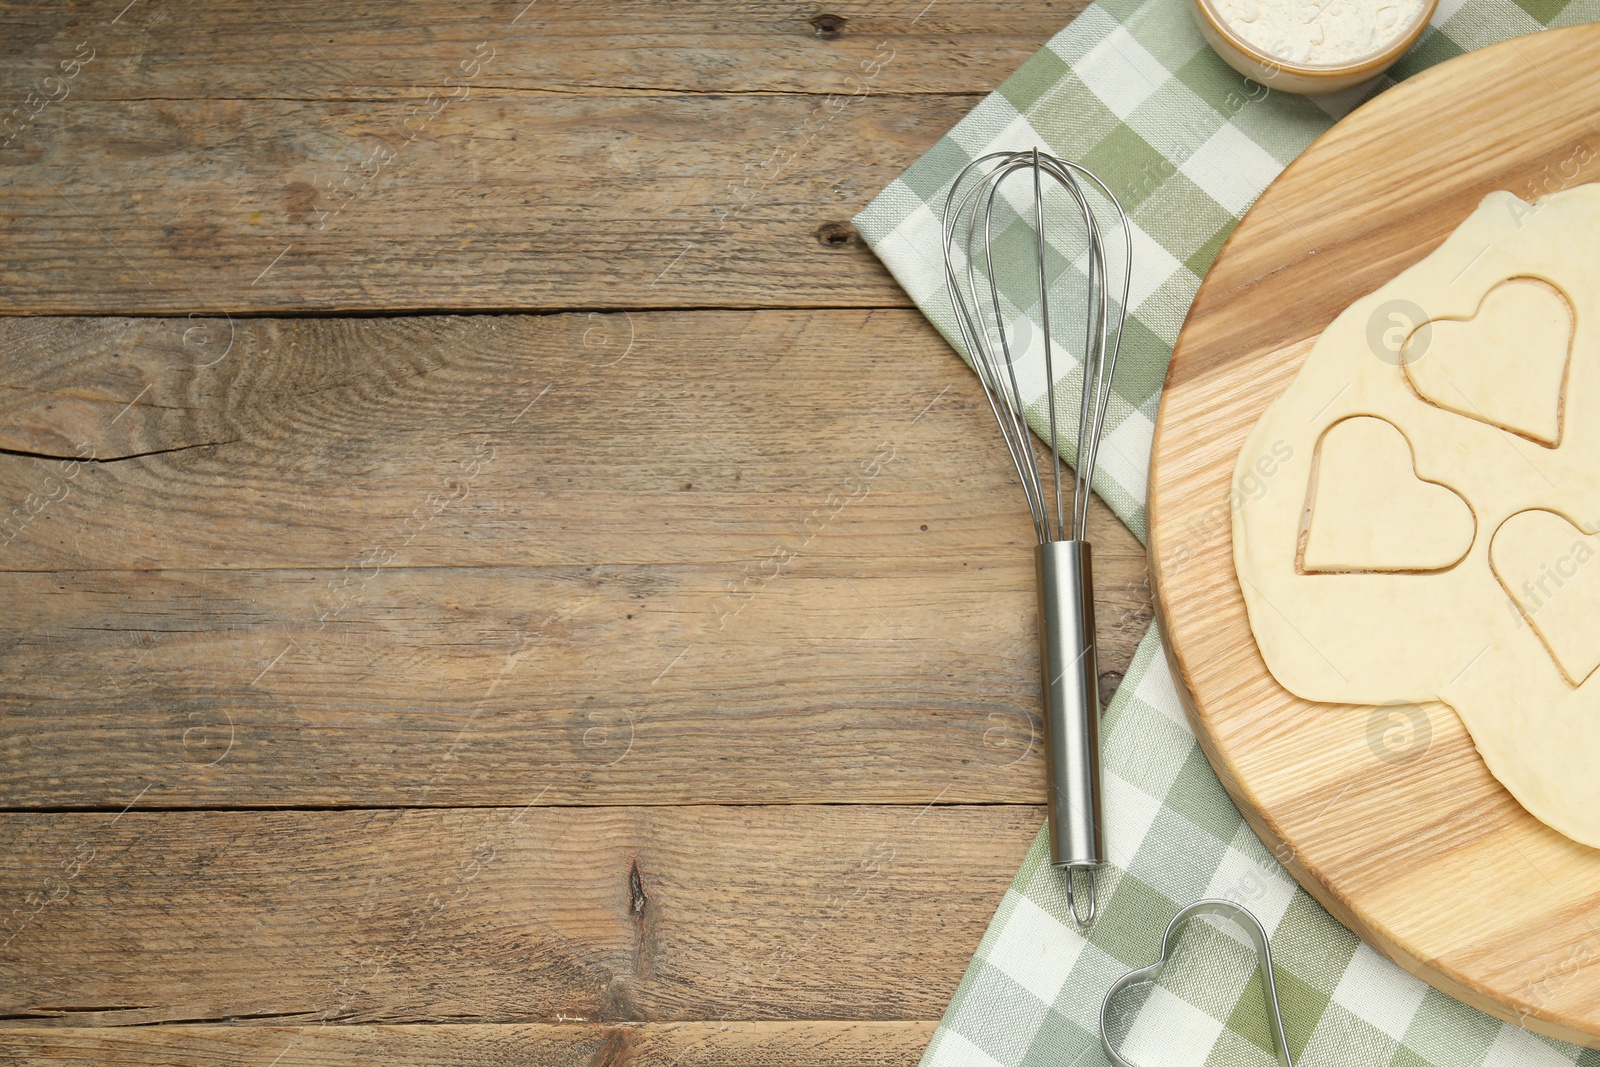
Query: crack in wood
[
  {"left": 628, "top": 858, "right": 650, "bottom": 981},
  {"left": 0, "top": 441, "right": 238, "bottom": 464},
  {"left": 3, "top": 1005, "right": 153, "bottom": 1015},
  {"left": 628, "top": 859, "right": 648, "bottom": 921}
]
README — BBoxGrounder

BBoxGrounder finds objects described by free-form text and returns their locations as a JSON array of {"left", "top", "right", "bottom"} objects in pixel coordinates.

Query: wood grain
[
  {"left": 0, "top": 805, "right": 1038, "bottom": 1025},
  {"left": 1148, "top": 25, "right": 1600, "bottom": 1045},
  {"left": 0, "top": 310, "right": 1150, "bottom": 809},
  {"left": 0, "top": 2, "right": 1136, "bottom": 1059},
  {"left": 0, "top": 0, "right": 1077, "bottom": 98},
  {"left": 1, "top": 94, "right": 966, "bottom": 314},
  {"left": 0, "top": 0, "right": 1078, "bottom": 316},
  {"left": 0, "top": 311, "right": 1142, "bottom": 573},
  {"left": 0, "top": 1021, "right": 938, "bottom": 1066}
]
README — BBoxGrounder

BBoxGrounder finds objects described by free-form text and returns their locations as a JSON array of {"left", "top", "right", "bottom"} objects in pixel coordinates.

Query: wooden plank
[
  {"left": 0, "top": 1021, "right": 937, "bottom": 1067},
  {"left": 0, "top": 805, "right": 1038, "bottom": 1025},
  {"left": 0, "top": 1020, "right": 938, "bottom": 1067},
  {"left": 0, "top": 310, "right": 1140, "bottom": 571},
  {"left": 0, "top": 310, "right": 1019, "bottom": 566},
  {"left": 1148, "top": 27, "right": 1600, "bottom": 1045},
  {"left": 0, "top": 310, "right": 1150, "bottom": 808},
  {"left": 0, "top": 563, "right": 1147, "bottom": 808},
  {"left": 1, "top": 92, "right": 973, "bottom": 314},
  {"left": 0, "top": 0, "right": 1081, "bottom": 98}
]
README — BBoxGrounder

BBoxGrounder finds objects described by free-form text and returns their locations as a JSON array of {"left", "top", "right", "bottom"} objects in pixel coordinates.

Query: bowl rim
[{"left": 1192, "top": 0, "right": 1439, "bottom": 78}]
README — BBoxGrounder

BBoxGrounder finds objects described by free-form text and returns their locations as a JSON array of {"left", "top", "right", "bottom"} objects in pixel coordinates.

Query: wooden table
[{"left": 0, "top": 3, "right": 1149, "bottom": 1063}]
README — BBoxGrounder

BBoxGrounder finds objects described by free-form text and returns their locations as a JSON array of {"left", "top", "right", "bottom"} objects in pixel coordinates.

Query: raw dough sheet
[{"left": 1233, "top": 183, "right": 1600, "bottom": 848}]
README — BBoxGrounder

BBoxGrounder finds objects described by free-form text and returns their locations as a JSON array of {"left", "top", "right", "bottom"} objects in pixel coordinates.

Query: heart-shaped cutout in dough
[
  {"left": 1301, "top": 416, "right": 1475, "bottom": 573},
  {"left": 1402, "top": 277, "right": 1573, "bottom": 447},
  {"left": 1491, "top": 509, "right": 1600, "bottom": 687}
]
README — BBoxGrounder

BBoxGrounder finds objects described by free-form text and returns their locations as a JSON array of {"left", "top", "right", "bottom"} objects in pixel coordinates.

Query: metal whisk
[{"left": 941, "top": 149, "right": 1131, "bottom": 927}]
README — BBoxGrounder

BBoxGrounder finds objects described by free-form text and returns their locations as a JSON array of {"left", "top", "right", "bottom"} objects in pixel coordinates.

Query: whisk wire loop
[
  {"left": 945, "top": 157, "right": 1039, "bottom": 540},
  {"left": 941, "top": 149, "right": 1132, "bottom": 544},
  {"left": 1030, "top": 149, "right": 1066, "bottom": 541}
]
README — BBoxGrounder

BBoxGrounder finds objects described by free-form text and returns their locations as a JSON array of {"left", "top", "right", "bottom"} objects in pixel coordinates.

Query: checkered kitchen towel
[{"left": 855, "top": 0, "right": 1600, "bottom": 1064}]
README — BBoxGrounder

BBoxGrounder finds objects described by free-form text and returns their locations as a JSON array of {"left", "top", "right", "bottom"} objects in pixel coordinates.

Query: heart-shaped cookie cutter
[{"left": 1100, "top": 898, "right": 1294, "bottom": 1067}]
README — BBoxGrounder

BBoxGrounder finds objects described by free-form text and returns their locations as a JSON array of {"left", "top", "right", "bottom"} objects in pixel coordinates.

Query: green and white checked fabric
[{"left": 854, "top": 1, "right": 1600, "bottom": 1064}]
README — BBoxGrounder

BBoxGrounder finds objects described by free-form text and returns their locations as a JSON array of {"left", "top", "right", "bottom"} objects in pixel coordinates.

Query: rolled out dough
[{"left": 1232, "top": 183, "right": 1600, "bottom": 849}]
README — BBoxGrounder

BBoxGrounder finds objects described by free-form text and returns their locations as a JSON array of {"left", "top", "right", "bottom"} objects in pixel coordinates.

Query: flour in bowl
[{"left": 1213, "top": 0, "right": 1426, "bottom": 65}]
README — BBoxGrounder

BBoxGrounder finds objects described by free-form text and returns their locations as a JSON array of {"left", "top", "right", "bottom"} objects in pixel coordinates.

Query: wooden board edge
[
  {"left": 1150, "top": 598, "right": 1599, "bottom": 1043},
  {"left": 1146, "top": 25, "right": 1600, "bottom": 1044}
]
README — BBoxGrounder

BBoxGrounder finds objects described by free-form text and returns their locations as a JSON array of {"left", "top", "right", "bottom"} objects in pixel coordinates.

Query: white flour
[{"left": 1212, "top": 0, "right": 1426, "bottom": 65}]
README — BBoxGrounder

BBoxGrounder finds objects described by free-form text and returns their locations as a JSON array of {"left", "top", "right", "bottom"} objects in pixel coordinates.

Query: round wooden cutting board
[{"left": 1148, "top": 25, "right": 1600, "bottom": 1044}]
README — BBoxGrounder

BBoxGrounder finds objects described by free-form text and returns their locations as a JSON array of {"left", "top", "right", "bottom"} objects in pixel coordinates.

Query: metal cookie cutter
[{"left": 1100, "top": 898, "right": 1295, "bottom": 1067}]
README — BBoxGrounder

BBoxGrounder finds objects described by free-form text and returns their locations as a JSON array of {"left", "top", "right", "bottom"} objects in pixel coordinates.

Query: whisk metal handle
[{"left": 1036, "top": 541, "right": 1105, "bottom": 885}]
